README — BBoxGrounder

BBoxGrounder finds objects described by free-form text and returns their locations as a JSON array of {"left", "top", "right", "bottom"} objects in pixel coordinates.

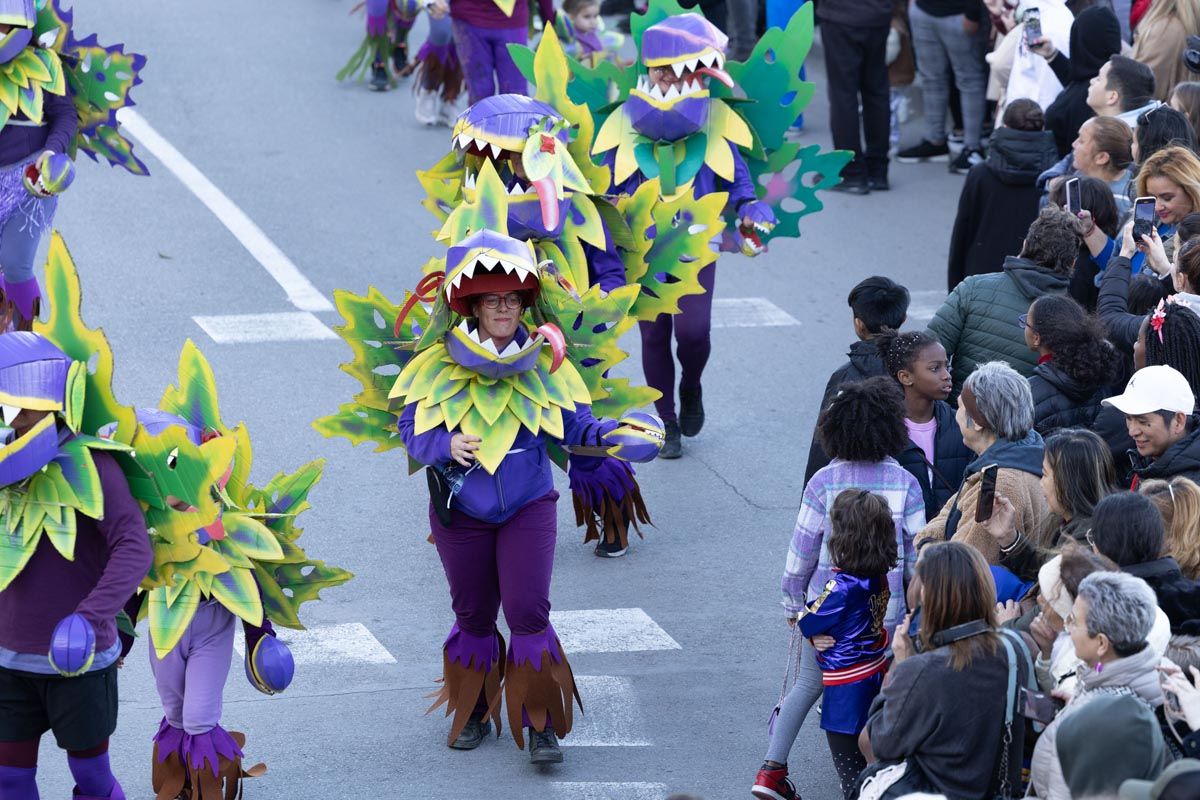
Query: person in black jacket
[
  {"left": 1034, "top": 6, "right": 1123, "bottom": 158},
  {"left": 877, "top": 329, "right": 972, "bottom": 519},
  {"left": 803, "top": 276, "right": 910, "bottom": 482},
  {"left": 1024, "top": 294, "right": 1120, "bottom": 437},
  {"left": 948, "top": 99, "right": 1061, "bottom": 290}
]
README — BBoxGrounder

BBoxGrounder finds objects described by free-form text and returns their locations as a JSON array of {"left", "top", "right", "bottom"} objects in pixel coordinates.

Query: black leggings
[{"left": 826, "top": 731, "right": 867, "bottom": 800}]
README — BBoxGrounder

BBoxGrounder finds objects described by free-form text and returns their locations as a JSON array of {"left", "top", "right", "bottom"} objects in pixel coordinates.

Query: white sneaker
[
  {"left": 436, "top": 97, "right": 458, "bottom": 127},
  {"left": 415, "top": 88, "right": 439, "bottom": 126}
]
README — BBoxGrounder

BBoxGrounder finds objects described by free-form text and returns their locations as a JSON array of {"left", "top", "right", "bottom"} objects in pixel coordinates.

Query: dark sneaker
[
  {"left": 594, "top": 538, "right": 628, "bottom": 558},
  {"left": 659, "top": 420, "right": 682, "bottom": 459},
  {"left": 449, "top": 713, "right": 491, "bottom": 750},
  {"left": 679, "top": 386, "right": 704, "bottom": 437},
  {"left": 392, "top": 43, "right": 408, "bottom": 73},
  {"left": 948, "top": 129, "right": 965, "bottom": 146},
  {"left": 831, "top": 176, "right": 869, "bottom": 194},
  {"left": 370, "top": 64, "right": 389, "bottom": 91},
  {"left": 529, "top": 727, "right": 563, "bottom": 764},
  {"left": 867, "top": 174, "right": 890, "bottom": 191},
  {"left": 950, "top": 147, "right": 986, "bottom": 174},
  {"left": 896, "top": 139, "right": 950, "bottom": 163},
  {"left": 752, "top": 766, "right": 798, "bottom": 800}
]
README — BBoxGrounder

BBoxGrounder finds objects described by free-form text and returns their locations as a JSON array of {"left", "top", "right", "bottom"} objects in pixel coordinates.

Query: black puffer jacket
[
  {"left": 1029, "top": 360, "right": 1112, "bottom": 437},
  {"left": 895, "top": 400, "right": 973, "bottom": 520},
  {"left": 803, "top": 340, "right": 888, "bottom": 483},
  {"left": 1129, "top": 423, "right": 1200, "bottom": 486},
  {"left": 1124, "top": 557, "right": 1200, "bottom": 635}
]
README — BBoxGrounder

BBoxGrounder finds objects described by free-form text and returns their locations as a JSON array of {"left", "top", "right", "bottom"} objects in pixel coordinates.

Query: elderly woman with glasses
[
  {"left": 1029, "top": 571, "right": 1168, "bottom": 800},
  {"left": 917, "top": 362, "right": 1049, "bottom": 564}
]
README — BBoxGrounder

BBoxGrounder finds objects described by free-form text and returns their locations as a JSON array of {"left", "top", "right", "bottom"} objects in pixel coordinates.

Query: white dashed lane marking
[
  {"left": 711, "top": 297, "right": 800, "bottom": 328},
  {"left": 563, "top": 675, "right": 651, "bottom": 747},
  {"left": 551, "top": 608, "right": 682, "bottom": 653},
  {"left": 193, "top": 312, "right": 337, "bottom": 344},
  {"left": 231, "top": 622, "right": 396, "bottom": 665}
]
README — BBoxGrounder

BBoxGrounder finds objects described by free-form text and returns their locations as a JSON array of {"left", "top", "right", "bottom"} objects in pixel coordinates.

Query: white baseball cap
[{"left": 1103, "top": 365, "right": 1196, "bottom": 416}]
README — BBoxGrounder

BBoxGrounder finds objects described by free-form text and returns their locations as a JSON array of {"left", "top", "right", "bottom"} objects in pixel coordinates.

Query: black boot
[
  {"left": 370, "top": 63, "right": 389, "bottom": 91},
  {"left": 529, "top": 727, "right": 563, "bottom": 764},
  {"left": 594, "top": 537, "right": 628, "bottom": 558},
  {"left": 449, "top": 712, "right": 491, "bottom": 750},
  {"left": 659, "top": 420, "right": 682, "bottom": 459},
  {"left": 392, "top": 42, "right": 408, "bottom": 73},
  {"left": 679, "top": 386, "right": 705, "bottom": 437}
]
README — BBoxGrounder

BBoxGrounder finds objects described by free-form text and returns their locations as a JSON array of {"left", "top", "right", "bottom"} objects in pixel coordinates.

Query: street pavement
[{"left": 35, "top": 2, "right": 967, "bottom": 798}]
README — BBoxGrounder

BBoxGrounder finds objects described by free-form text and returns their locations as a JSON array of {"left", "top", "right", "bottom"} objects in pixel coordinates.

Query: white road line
[
  {"left": 551, "top": 782, "right": 668, "bottom": 800},
  {"left": 551, "top": 608, "right": 682, "bottom": 653},
  {"left": 564, "top": 675, "right": 650, "bottom": 747},
  {"left": 712, "top": 297, "right": 800, "bottom": 328},
  {"left": 117, "top": 108, "right": 334, "bottom": 313},
  {"left": 231, "top": 622, "right": 396, "bottom": 665},
  {"left": 193, "top": 312, "right": 338, "bottom": 344}
]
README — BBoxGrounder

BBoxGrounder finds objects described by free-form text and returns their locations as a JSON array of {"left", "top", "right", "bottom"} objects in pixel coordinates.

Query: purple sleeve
[
  {"left": 585, "top": 235, "right": 626, "bottom": 294},
  {"left": 41, "top": 86, "right": 77, "bottom": 156},
  {"left": 397, "top": 403, "right": 453, "bottom": 466},
  {"left": 558, "top": 403, "right": 619, "bottom": 447},
  {"left": 782, "top": 482, "right": 827, "bottom": 614},
  {"left": 723, "top": 142, "right": 757, "bottom": 212},
  {"left": 74, "top": 453, "right": 152, "bottom": 631}
]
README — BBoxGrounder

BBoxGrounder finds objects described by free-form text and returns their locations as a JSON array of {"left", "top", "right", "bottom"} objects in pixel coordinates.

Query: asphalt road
[{"left": 35, "top": 2, "right": 966, "bottom": 798}]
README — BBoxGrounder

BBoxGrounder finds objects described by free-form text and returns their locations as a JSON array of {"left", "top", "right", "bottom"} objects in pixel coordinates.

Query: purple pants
[
  {"left": 149, "top": 602, "right": 235, "bottom": 735},
  {"left": 451, "top": 20, "right": 527, "bottom": 104},
  {"left": 430, "top": 492, "right": 558, "bottom": 639},
  {"left": 639, "top": 262, "right": 716, "bottom": 423}
]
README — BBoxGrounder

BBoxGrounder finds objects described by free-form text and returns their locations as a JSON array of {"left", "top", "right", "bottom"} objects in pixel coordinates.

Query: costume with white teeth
[
  {"left": 0, "top": 0, "right": 146, "bottom": 332},
  {"left": 317, "top": 224, "right": 663, "bottom": 756},
  {"left": 21, "top": 236, "right": 352, "bottom": 800},
  {"left": 516, "top": 2, "right": 848, "bottom": 432}
]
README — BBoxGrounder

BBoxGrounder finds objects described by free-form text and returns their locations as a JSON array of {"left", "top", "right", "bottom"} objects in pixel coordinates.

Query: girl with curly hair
[
  {"left": 1024, "top": 294, "right": 1120, "bottom": 437},
  {"left": 753, "top": 377, "right": 925, "bottom": 800}
]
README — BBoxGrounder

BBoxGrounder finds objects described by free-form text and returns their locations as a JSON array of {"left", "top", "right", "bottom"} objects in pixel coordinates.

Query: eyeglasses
[
  {"left": 1017, "top": 314, "right": 1029, "bottom": 329},
  {"left": 1137, "top": 103, "right": 1164, "bottom": 127},
  {"left": 479, "top": 293, "right": 523, "bottom": 310}
]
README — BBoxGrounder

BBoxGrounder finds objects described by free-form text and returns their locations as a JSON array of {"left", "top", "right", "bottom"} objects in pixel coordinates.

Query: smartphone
[
  {"left": 1065, "top": 177, "right": 1081, "bottom": 215},
  {"left": 975, "top": 464, "right": 999, "bottom": 523},
  {"left": 1023, "top": 8, "right": 1042, "bottom": 47},
  {"left": 1133, "top": 196, "right": 1157, "bottom": 242},
  {"left": 1021, "top": 686, "right": 1064, "bottom": 724}
]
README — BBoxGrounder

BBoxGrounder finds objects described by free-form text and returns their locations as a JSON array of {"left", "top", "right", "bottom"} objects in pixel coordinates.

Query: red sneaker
[{"left": 752, "top": 766, "right": 798, "bottom": 800}]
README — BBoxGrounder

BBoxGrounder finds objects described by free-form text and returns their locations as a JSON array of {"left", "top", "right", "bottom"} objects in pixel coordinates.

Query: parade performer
[
  {"left": 0, "top": 331, "right": 152, "bottom": 800},
  {"left": 338, "top": 0, "right": 421, "bottom": 91},
  {"left": 31, "top": 236, "right": 353, "bottom": 799},
  {"left": 0, "top": 0, "right": 146, "bottom": 330},
  {"left": 316, "top": 211, "right": 663, "bottom": 760},
  {"left": 441, "top": 0, "right": 554, "bottom": 105},
  {"left": 412, "top": 16, "right": 465, "bottom": 126},
  {"left": 514, "top": 1, "right": 849, "bottom": 457}
]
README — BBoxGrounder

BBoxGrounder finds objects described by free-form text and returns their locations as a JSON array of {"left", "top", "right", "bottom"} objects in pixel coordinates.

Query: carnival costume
[
  {"left": 0, "top": 0, "right": 145, "bottom": 330},
  {"left": 450, "top": 0, "right": 552, "bottom": 105},
  {"left": 418, "top": 84, "right": 661, "bottom": 553},
  {"left": 512, "top": 1, "right": 848, "bottom": 452},
  {"left": 0, "top": 331, "right": 152, "bottom": 800},
  {"left": 30, "top": 236, "right": 353, "bottom": 799},
  {"left": 316, "top": 192, "right": 664, "bottom": 756}
]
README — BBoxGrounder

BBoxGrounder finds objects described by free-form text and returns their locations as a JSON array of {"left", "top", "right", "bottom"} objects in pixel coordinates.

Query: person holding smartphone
[{"left": 916, "top": 362, "right": 1050, "bottom": 565}]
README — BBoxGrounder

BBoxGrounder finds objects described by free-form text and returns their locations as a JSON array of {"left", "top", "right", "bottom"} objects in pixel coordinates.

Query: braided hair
[
  {"left": 1028, "top": 295, "right": 1118, "bottom": 391},
  {"left": 1145, "top": 302, "right": 1200, "bottom": 395},
  {"left": 875, "top": 330, "right": 941, "bottom": 381}
]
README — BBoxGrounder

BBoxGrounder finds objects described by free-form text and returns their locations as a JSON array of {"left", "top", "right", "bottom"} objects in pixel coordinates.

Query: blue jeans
[{"left": 909, "top": 3, "right": 987, "bottom": 149}]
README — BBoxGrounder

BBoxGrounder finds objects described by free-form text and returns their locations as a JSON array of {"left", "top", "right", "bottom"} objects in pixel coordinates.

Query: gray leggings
[{"left": 764, "top": 641, "right": 825, "bottom": 764}]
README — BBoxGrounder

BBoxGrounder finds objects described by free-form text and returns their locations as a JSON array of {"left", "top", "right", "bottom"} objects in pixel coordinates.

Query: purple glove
[
  {"left": 49, "top": 613, "right": 95, "bottom": 677},
  {"left": 602, "top": 411, "right": 665, "bottom": 463}
]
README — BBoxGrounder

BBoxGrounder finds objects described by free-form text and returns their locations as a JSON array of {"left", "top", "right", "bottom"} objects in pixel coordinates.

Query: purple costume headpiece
[
  {"left": 0, "top": 332, "right": 72, "bottom": 487},
  {"left": 0, "top": 0, "right": 35, "bottom": 65}
]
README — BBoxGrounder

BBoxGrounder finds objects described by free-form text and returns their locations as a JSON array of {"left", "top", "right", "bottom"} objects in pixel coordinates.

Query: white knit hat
[{"left": 1039, "top": 555, "right": 1074, "bottom": 620}]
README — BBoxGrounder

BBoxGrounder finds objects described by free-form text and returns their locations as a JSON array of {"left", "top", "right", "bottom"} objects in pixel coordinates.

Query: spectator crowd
[{"left": 753, "top": 1, "right": 1200, "bottom": 799}]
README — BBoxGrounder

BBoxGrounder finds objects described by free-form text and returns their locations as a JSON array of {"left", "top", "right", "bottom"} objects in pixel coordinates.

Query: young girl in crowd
[
  {"left": 1171, "top": 82, "right": 1200, "bottom": 141},
  {"left": 554, "top": 0, "right": 622, "bottom": 67},
  {"left": 752, "top": 377, "right": 925, "bottom": 800},
  {"left": 796, "top": 490, "right": 898, "bottom": 800},
  {"left": 876, "top": 330, "right": 971, "bottom": 520},
  {"left": 1140, "top": 477, "right": 1200, "bottom": 580},
  {"left": 1024, "top": 294, "right": 1119, "bottom": 437}
]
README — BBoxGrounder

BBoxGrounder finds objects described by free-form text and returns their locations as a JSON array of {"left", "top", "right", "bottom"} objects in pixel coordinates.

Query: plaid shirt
[{"left": 782, "top": 458, "right": 926, "bottom": 636}]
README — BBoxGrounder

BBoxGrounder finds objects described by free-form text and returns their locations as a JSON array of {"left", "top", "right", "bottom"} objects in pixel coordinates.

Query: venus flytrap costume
[
  {"left": 30, "top": 236, "right": 351, "bottom": 799},
  {"left": 0, "top": 0, "right": 145, "bottom": 329},
  {"left": 316, "top": 212, "right": 662, "bottom": 759}
]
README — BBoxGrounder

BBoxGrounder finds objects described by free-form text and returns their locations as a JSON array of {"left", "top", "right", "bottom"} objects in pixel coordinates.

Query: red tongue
[
  {"left": 532, "top": 176, "right": 561, "bottom": 231},
  {"left": 697, "top": 66, "right": 733, "bottom": 88}
]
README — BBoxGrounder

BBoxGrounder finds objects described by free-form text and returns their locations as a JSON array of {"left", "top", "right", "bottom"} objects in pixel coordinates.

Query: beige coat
[
  {"left": 1131, "top": 16, "right": 1192, "bottom": 102},
  {"left": 916, "top": 466, "right": 1049, "bottom": 564}
]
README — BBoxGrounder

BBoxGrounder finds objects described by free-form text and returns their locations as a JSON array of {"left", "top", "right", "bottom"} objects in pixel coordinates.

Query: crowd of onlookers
[{"left": 748, "top": 1, "right": 1200, "bottom": 799}]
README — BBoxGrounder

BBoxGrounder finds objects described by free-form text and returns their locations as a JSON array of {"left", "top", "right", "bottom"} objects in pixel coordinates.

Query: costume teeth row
[
  {"left": 457, "top": 319, "right": 527, "bottom": 357},
  {"left": 447, "top": 254, "right": 536, "bottom": 293},
  {"left": 462, "top": 171, "right": 533, "bottom": 195},
  {"left": 667, "top": 50, "right": 724, "bottom": 78},
  {"left": 636, "top": 73, "right": 706, "bottom": 101},
  {"left": 454, "top": 133, "right": 504, "bottom": 158},
  {"left": 0, "top": 404, "right": 19, "bottom": 425}
]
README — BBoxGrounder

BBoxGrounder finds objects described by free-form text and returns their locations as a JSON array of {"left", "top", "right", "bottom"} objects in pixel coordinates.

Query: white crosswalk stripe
[
  {"left": 711, "top": 296, "right": 800, "bottom": 328},
  {"left": 550, "top": 782, "right": 668, "bottom": 800},
  {"left": 564, "top": 675, "right": 651, "bottom": 747},
  {"left": 551, "top": 608, "right": 682, "bottom": 653},
  {"left": 193, "top": 312, "right": 338, "bottom": 344},
  {"left": 230, "top": 622, "right": 396, "bottom": 665}
]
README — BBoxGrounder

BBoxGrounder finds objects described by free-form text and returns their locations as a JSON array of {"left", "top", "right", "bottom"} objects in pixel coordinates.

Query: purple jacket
[
  {"left": 399, "top": 396, "right": 618, "bottom": 523},
  {"left": 0, "top": 82, "right": 76, "bottom": 168},
  {"left": 0, "top": 451, "right": 152, "bottom": 656},
  {"left": 612, "top": 140, "right": 758, "bottom": 214},
  {"left": 451, "top": 0, "right": 554, "bottom": 30}
]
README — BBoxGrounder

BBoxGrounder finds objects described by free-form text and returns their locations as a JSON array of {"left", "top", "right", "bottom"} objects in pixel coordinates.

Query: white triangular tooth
[
  {"left": 671, "top": 61, "right": 686, "bottom": 78},
  {"left": 458, "top": 320, "right": 471, "bottom": 332},
  {"left": 481, "top": 338, "right": 500, "bottom": 356},
  {"left": 463, "top": 260, "right": 478, "bottom": 278},
  {"left": 478, "top": 255, "right": 500, "bottom": 269},
  {"left": 701, "top": 52, "right": 718, "bottom": 68},
  {"left": 500, "top": 340, "right": 521, "bottom": 357},
  {"left": 464, "top": 172, "right": 476, "bottom": 188},
  {"left": 650, "top": 83, "right": 664, "bottom": 100},
  {"left": 715, "top": 53, "right": 725, "bottom": 68},
  {"left": 686, "top": 57, "right": 700, "bottom": 71},
  {"left": 488, "top": 142, "right": 503, "bottom": 158},
  {"left": 664, "top": 83, "right": 680, "bottom": 100},
  {"left": 0, "top": 404, "right": 18, "bottom": 425},
  {"left": 468, "top": 326, "right": 483, "bottom": 344},
  {"left": 450, "top": 271, "right": 464, "bottom": 288},
  {"left": 456, "top": 133, "right": 472, "bottom": 150},
  {"left": 523, "top": 183, "right": 537, "bottom": 195},
  {"left": 508, "top": 183, "right": 523, "bottom": 196},
  {"left": 473, "top": 138, "right": 489, "bottom": 152}
]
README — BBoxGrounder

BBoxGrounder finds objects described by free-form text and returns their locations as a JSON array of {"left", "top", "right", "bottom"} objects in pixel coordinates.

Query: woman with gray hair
[
  {"left": 917, "top": 362, "right": 1050, "bottom": 563},
  {"left": 1029, "top": 571, "right": 1167, "bottom": 800}
]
